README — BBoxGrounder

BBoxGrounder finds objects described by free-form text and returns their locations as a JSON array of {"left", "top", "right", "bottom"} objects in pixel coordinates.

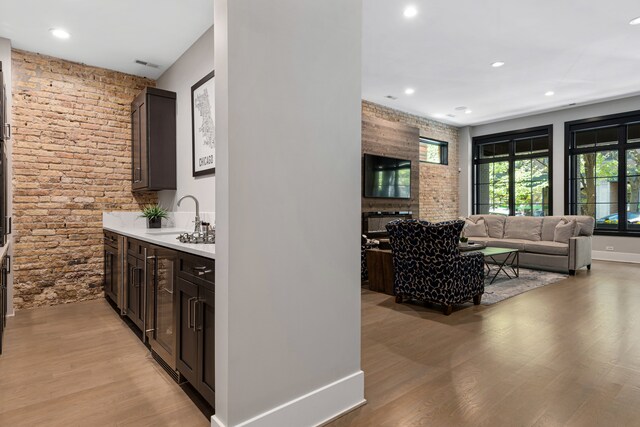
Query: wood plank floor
[
  {"left": 330, "top": 260, "right": 640, "bottom": 426},
  {"left": 0, "top": 299, "right": 209, "bottom": 427},
  {"left": 2, "top": 260, "right": 640, "bottom": 426}
]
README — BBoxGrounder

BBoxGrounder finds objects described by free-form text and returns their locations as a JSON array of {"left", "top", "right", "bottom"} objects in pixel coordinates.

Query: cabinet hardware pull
[
  {"left": 193, "top": 299, "right": 199, "bottom": 331},
  {"left": 4, "top": 124, "right": 10, "bottom": 139},
  {"left": 147, "top": 256, "right": 156, "bottom": 260},
  {"left": 194, "top": 266, "right": 212, "bottom": 276},
  {"left": 187, "top": 297, "right": 192, "bottom": 329}
]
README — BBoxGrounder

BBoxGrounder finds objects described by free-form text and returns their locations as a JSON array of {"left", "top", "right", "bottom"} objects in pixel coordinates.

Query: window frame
[
  {"left": 419, "top": 137, "right": 448, "bottom": 165},
  {"left": 565, "top": 110, "right": 640, "bottom": 237},
  {"left": 472, "top": 125, "right": 553, "bottom": 217}
]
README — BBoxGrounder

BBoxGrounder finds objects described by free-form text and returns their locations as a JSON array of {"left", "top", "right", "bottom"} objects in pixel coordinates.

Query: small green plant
[
  {"left": 460, "top": 236, "right": 469, "bottom": 244},
  {"left": 140, "top": 204, "right": 169, "bottom": 221}
]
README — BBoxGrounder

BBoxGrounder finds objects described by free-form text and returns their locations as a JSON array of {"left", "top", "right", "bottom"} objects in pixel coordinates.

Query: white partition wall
[{"left": 214, "top": 1, "right": 364, "bottom": 426}]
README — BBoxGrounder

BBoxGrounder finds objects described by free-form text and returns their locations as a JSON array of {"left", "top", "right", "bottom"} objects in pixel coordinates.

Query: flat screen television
[{"left": 363, "top": 154, "right": 411, "bottom": 199}]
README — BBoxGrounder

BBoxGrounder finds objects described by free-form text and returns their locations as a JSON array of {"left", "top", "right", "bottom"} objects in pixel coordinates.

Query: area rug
[{"left": 481, "top": 268, "right": 568, "bottom": 305}]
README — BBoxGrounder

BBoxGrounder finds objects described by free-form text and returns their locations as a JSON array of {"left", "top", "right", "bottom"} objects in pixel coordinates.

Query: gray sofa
[{"left": 464, "top": 215, "right": 595, "bottom": 275}]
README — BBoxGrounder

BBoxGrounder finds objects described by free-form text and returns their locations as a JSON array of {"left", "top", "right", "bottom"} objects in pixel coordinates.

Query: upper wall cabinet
[{"left": 131, "top": 87, "right": 177, "bottom": 192}]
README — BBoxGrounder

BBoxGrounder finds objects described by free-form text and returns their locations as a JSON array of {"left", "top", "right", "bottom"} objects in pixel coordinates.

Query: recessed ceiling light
[
  {"left": 545, "top": 91, "right": 555, "bottom": 96},
  {"left": 385, "top": 95, "right": 398, "bottom": 100},
  {"left": 454, "top": 106, "right": 467, "bottom": 111},
  {"left": 404, "top": 88, "right": 415, "bottom": 95},
  {"left": 50, "top": 28, "right": 70, "bottom": 39},
  {"left": 403, "top": 6, "right": 418, "bottom": 18},
  {"left": 491, "top": 61, "right": 505, "bottom": 68},
  {"left": 465, "top": 109, "right": 472, "bottom": 114},
  {"left": 630, "top": 16, "right": 640, "bottom": 25}
]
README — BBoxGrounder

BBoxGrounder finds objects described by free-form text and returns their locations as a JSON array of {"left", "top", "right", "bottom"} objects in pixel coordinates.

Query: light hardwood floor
[
  {"left": 2, "top": 261, "right": 640, "bottom": 426},
  {"left": 330, "top": 260, "right": 640, "bottom": 426},
  {"left": 0, "top": 299, "right": 209, "bottom": 427}
]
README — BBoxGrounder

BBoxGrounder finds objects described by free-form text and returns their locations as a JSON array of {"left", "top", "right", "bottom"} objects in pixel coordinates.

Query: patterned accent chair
[{"left": 386, "top": 219, "right": 485, "bottom": 315}]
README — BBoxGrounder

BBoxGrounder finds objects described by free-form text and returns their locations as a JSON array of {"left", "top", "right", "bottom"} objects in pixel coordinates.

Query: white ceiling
[
  {"left": 1, "top": 1, "right": 638, "bottom": 126},
  {"left": 0, "top": 0, "right": 213, "bottom": 79},
  {"left": 363, "top": 0, "right": 640, "bottom": 126}
]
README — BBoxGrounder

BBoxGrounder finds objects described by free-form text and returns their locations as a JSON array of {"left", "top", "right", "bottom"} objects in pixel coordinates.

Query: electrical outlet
[{"left": 606, "top": 246, "right": 614, "bottom": 251}]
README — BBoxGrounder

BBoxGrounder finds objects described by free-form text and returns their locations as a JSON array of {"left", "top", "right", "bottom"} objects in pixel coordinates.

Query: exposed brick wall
[
  {"left": 11, "top": 49, "right": 157, "bottom": 309},
  {"left": 362, "top": 101, "right": 459, "bottom": 222}
]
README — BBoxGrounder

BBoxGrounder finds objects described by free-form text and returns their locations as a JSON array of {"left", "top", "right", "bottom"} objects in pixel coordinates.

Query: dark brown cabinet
[
  {"left": 0, "top": 255, "right": 8, "bottom": 355},
  {"left": 125, "top": 253, "right": 145, "bottom": 332},
  {"left": 176, "top": 253, "right": 215, "bottom": 407},
  {"left": 131, "top": 87, "right": 176, "bottom": 192},
  {"left": 103, "top": 231, "right": 120, "bottom": 306},
  {"left": 145, "top": 245, "right": 178, "bottom": 373},
  {"left": 0, "top": 62, "right": 9, "bottom": 246},
  {"left": 103, "top": 230, "right": 215, "bottom": 407}
]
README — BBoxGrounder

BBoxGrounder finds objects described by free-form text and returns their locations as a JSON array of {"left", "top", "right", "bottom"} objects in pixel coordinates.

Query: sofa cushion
[
  {"left": 504, "top": 217, "right": 543, "bottom": 241},
  {"left": 541, "top": 217, "right": 565, "bottom": 241},
  {"left": 524, "top": 241, "right": 569, "bottom": 256},
  {"left": 563, "top": 215, "right": 595, "bottom": 236},
  {"left": 485, "top": 238, "right": 528, "bottom": 251},
  {"left": 469, "top": 214, "right": 506, "bottom": 238},
  {"left": 464, "top": 217, "right": 488, "bottom": 238},
  {"left": 554, "top": 219, "right": 577, "bottom": 244}
]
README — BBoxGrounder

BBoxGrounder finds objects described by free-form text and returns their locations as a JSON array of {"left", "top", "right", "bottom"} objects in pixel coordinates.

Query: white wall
[
  {"left": 157, "top": 26, "right": 215, "bottom": 213},
  {"left": 1, "top": 37, "right": 14, "bottom": 316},
  {"left": 214, "top": 1, "right": 364, "bottom": 426},
  {"left": 461, "top": 95, "right": 640, "bottom": 260}
]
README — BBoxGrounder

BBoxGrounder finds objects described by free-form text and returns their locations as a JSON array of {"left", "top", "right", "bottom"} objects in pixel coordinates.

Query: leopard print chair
[{"left": 386, "top": 219, "right": 485, "bottom": 315}]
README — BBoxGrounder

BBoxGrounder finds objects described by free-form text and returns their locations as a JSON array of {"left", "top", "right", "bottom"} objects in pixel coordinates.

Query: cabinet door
[
  {"left": 176, "top": 277, "right": 198, "bottom": 384},
  {"left": 147, "top": 247, "right": 177, "bottom": 361},
  {"left": 131, "top": 101, "right": 148, "bottom": 190},
  {"left": 196, "top": 285, "right": 215, "bottom": 405},
  {"left": 0, "top": 259, "right": 5, "bottom": 355},
  {"left": 104, "top": 244, "right": 118, "bottom": 303},
  {"left": 125, "top": 254, "right": 144, "bottom": 331}
]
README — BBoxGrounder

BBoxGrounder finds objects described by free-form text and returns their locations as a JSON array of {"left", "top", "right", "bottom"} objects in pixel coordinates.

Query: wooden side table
[{"left": 366, "top": 249, "right": 395, "bottom": 296}]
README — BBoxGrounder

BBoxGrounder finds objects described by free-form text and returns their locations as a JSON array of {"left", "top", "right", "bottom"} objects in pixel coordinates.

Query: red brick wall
[
  {"left": 11, "top": 49, "right": 157, "bottom": 309},
  {"left": 362, "top": 101, "right": 459, "bottom": 222}
]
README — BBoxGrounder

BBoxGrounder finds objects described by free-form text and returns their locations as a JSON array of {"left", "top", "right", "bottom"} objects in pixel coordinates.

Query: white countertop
[{"left": 104, "top": 225, "right": 215, "bottom": 259}]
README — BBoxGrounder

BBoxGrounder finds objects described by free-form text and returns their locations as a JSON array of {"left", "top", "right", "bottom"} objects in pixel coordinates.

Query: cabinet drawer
[
  {"left": 177, "top": 254, "right": 214, "bottom": 287},
  {"left": 104, "top": 231, "right": 119, "bottom": 248},
  {"left": 127, "top": 238, "right": 148, "bottom": 259}
]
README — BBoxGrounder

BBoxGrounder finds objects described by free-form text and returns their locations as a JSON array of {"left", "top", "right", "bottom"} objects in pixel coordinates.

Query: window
[
  {"left": 566, "top": 111, "right": 640, "bottom": 235},
  {"left": 419, "top": 137, "right": 448, "bottom": 165},
  {"left": 472, "top": 126, "right": 552, "bottom": 216}
]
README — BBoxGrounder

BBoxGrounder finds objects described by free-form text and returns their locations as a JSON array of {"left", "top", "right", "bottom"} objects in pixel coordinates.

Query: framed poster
[{"left": 191, "top": 70, "right": 216, "bottom": 176}]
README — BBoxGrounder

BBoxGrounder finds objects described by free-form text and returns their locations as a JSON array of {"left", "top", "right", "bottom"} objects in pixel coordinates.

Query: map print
[{"left": 194, "top": 88, "right": 215, "bottom": 148}]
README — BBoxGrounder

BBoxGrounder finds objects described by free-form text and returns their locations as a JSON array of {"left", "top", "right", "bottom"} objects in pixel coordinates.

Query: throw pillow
[
  {"left": 464, "top": 217, "right": 488, "bottom": 238},
  {"left": 554, "top": 219, "right": 577, "bottom": 244}
]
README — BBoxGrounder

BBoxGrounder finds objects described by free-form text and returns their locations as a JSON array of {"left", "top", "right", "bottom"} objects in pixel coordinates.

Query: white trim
[
  {"left": 211, "top": 371, "right": 365, "bottom": 427},
  {"left": 592, "top": 250, "right": 640, "bottom": 264}
]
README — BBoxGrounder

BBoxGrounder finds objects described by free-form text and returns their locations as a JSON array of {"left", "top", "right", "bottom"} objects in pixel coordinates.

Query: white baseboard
[
  {"left": 211, "top": 370, "right": 365, "bottom": 427},
  {"left": 592, "top": 250, "right": 640, "bottom": 264}
]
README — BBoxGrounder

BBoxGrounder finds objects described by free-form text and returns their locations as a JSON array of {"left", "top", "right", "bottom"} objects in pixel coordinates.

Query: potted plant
[
  {"left": 141, "top": 204, "right": 169, "bottom": 229},
  {"left": 459, "top": 236, "right": 469, "bottom": 247}
]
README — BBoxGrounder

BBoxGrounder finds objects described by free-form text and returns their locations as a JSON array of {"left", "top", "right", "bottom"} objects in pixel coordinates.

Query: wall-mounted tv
[{"left": 363, "top": 154, "right": 411, "bottom": 199}]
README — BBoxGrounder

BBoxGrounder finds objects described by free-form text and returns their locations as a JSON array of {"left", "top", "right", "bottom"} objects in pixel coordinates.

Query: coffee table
[{"left": 475, "top": 247, "right": 519, "bottom": 285}]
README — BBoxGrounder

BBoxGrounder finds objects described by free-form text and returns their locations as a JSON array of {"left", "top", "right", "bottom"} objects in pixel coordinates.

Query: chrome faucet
[{"left": 177, "top": 195, "right": 201, "bottom": 234}]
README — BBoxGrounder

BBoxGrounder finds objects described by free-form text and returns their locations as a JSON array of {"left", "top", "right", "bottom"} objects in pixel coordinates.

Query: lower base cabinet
[
  {"left": 103, "top": 230, "right": 215, "bottom": 409},
  {"left": 176, "top": 254, "right": 215, "bottom": 407},
  {"left": 0, "top": 255, "right": 8, "bottom": 355}
]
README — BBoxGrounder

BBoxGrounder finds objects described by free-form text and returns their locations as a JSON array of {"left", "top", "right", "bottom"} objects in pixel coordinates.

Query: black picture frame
[{"left": 191, "top": 70, "right": 216, "bottom": 177}]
